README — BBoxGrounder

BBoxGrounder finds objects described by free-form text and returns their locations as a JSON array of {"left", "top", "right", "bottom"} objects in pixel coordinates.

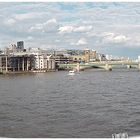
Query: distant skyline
[{"left": 0, "top": 2, "right": 140, "bottom": 58}]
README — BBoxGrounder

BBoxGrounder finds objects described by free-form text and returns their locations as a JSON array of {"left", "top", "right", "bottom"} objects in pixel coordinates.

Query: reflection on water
[{"left": 0, "top": 69, "right": 140, "bottom": 138}]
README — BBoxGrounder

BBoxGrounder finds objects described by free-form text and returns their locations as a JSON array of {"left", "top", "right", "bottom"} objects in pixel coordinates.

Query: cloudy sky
[{"left": 0, "top": 2, "right": 140, "bottom": 58}]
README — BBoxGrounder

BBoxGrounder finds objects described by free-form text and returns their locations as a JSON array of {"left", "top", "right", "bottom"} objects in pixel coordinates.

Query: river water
[{"left": 0, "top": 69, "right": 140, "bottom": 138}]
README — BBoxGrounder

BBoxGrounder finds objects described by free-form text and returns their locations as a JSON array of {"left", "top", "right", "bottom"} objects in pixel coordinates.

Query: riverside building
[
  {"left": 33, "top": 53, "right": 55, "bottom": 70},
  {"left": 0, "top": 42, "right": 56, "bottom": 73},
  {"left": 70, "top": 49, "right": 104, "bottom": 63}
]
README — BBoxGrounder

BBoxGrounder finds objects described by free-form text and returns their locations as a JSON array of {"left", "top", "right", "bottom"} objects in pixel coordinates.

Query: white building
[
  {"left": 27, "top": 47, "right": 56, "bottom": 70},
  {"left": 96, "top": 53, "right": 106, "bottom": 61},
  {"left": 34, "top": 53, "right": 55, "bottom": 70},
  {"left": 106, "top": 54, "right": 111, "bottom": 60}
]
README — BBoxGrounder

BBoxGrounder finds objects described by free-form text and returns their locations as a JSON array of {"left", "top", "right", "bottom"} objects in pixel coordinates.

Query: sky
[{"left": 0, "top": 2, "right": 140, "bottom": 58}]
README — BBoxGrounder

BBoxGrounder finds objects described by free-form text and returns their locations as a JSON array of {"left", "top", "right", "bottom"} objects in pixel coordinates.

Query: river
[{"left": 0, "top": 69, "right": 140, "bottom": 138}]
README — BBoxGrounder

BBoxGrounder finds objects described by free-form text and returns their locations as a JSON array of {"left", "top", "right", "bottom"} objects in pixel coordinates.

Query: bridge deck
[{"left": 59, "top": 61, "right": 139, "bottom": 69}]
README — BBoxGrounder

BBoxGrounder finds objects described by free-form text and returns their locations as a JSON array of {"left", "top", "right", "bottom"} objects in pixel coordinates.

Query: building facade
[
  {"left": 34, "top": 53, "right": 56, "bottom": 70},
  {"left": 17, "top": 41, "right": 24, "bottom": 52},
  {"left": 0, "top": 45, "right": 56, "bottom": 72}
]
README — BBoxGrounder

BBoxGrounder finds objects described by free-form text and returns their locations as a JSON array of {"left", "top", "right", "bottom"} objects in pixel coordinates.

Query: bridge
[{"left": 59, "top": 60, "right": 140, "bottom": 71}]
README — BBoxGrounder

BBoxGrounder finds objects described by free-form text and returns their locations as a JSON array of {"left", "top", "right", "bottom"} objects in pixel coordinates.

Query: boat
[{"left": 68, "top": 70, "right": 75, "bottom": 75}]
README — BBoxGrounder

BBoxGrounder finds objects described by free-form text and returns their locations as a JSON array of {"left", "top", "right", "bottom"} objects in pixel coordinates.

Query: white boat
[{"left": 68, "top": 70, "right": 75, "bottom": 75}]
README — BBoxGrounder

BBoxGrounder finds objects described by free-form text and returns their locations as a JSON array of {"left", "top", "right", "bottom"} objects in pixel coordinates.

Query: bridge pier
[
  {"left": 105, "top": 64, "right": 112, "bottom": 71},
  {"left": 76, "top": 63, "right": 80, "bottom": 72},
  {"left": 127, "top": 65, "right": 131, "bottom": 69},
  {"left": 138, "top": 63, "right": 140, "bottom": 70},
  {"left": 5, "top": 55, "right": 8, "bottom": 72}
]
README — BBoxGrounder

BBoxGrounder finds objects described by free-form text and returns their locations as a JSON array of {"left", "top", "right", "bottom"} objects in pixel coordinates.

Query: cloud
[
  {"left": 58, "top": 25, "right": 93, "bottom": 34},
  {"left": 102, "top": 32, "right": 130, "bottom": 43},
  {"left": 77, "top": 38, "right": 87, "bottom": 45},
  {"left": 30, "top": 24, "right": 43, "bottom": 32},
  {"left": 74, "top": 25, "right": 93, "bottom": 32},
  {"left": 71, "top": 38, "right": 88, "bottom": 46},
  {"left": 29, "top": 18, "right": 59, "bottom": 33},
  {"left": 13, "top": 12, "right": 45, "bottom": 21},
  {"left": 26, "top": 36, "right": 34, "bottom": 41},
  {"left": 113, "top": 35, "right": 129, "bottom": 43},
  {"left": 46, "top": 18, "right": 57, "bottom": 24},
  {"left": 4, "top": 18, "right": 16, "bottom": 26},
  {"left": 58, "top": 26, "right": 74, "bottom": 34}
]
